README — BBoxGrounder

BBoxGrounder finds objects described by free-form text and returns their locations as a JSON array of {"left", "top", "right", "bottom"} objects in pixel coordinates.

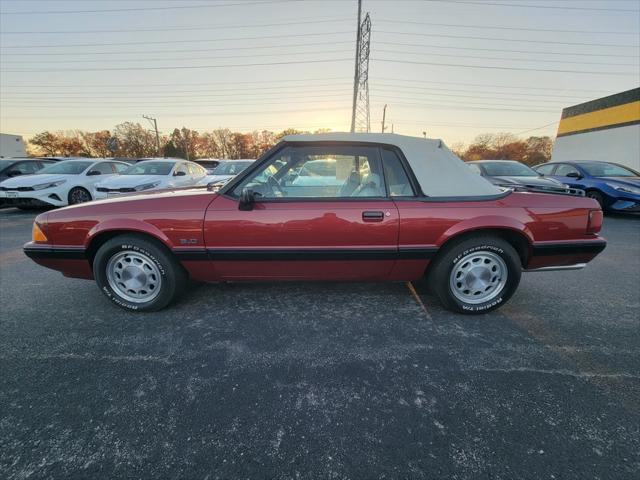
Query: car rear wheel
[
  {"left": 93, "top": 234, "right": 187, "bottom": 312},
  {"left": 428, "top": 236, "right": 521, "bottom": 314},
  {"left": 68, "top": 187, "right": 92, "bottom": 205},
  {"left": 585, "top": 190, "right": 604, "bottom": 209}
]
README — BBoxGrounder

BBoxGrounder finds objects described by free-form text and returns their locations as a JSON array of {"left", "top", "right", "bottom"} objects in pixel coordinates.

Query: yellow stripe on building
[{"left": 557, "top": 100, "right": 640, "bottom": 136}]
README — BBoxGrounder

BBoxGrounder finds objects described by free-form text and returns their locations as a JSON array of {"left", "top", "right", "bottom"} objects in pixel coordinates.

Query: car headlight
[
  {"left": 606, "top": 183, "right": 640, "bottom": 195},
  {"left": 134, "top": 181, "right": 161, "bottom": 191},
  {"left": 31, "top": 180, "right": 66, "bottom": 190}
]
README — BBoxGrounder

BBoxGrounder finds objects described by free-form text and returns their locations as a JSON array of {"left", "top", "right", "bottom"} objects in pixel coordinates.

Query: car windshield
[
  {"left": 0, "top": 160, "right": 17, "bottom": 170},
  {"left": 298, "top": 159, "right": 337, "bottom": 177},
  {"left": 480, "top": 162, "right": 538, "bottom": 177},
  {"left": 38, "top": 161, "right": 92, "bottom": 175},
  {"left": 212, "top": 161, "right": 252, "bottom": 175},
  {"left": 122, "top": 161, "right": 175, "bottom": 175},
  {"left": 578, "top": 162, "right": 638, "bottom": 177}
]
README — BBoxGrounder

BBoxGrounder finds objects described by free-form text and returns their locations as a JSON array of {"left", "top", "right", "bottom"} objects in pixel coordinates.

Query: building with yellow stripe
[{"left": 552, "top": 87, "right": 639, "bottom": 171}]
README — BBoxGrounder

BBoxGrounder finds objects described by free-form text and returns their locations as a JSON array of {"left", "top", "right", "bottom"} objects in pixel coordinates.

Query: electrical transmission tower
[{"left": 350, "top": 0, "right": 371, "bottom": 133}]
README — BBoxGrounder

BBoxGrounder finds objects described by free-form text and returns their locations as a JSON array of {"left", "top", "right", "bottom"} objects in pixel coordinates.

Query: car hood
[
  {"left": 203, "top": 174, "right": 234, "bottom": 183},
  {"left": 97, "top": 175, "right": 165, "bottom": 188},
  {"left": 489, "top": 175, "right": 563, "bottom": 188},
  {"left": 0, "top": 173, "right": 68, "bottom": 187},
  {"left": 600, "top": 176, "right": 640, "bottom": 188}
]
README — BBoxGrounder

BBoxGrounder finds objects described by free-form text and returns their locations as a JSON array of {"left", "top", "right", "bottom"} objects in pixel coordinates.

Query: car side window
[
  {"left": 174, "top": 163, "right": 189, "bottom": 175},
  {"left": 554, "top": 164, "right": 580, "bottom": 176},
  {"left": 112, "top": 162, "right": 129, "bottom": 173},
  {"left": 233, "top": 146, "right": 385, "bottom": 199},
  {"left": 381, "top": 148, "right": 415, "bottom": 196},
  {"left": 12, "top": 161, "right": 41, "bottom": 174},
  {"left": 91, "top": 162, "right": 116, "bottom": 174},
  {"left": 535, "top": 164, "right": 555, "bottom": 175}
]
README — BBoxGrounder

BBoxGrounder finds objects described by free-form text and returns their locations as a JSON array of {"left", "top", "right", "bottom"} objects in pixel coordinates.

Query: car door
[
  {"left": 172, "top": 162, "right": 192, "bottom": 187},
  {"left": 203, "top": 144, "right": 400, "bottom": 280},
  {"left": 85, "top": 161, "right": 119, "bottom": 185}
]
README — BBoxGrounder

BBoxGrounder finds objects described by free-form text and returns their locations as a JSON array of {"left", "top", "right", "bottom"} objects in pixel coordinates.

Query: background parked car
[
  {"left": 196, "top": 158, "right": 222, "bottom": 174},
  {"left": 94, "top": 159, "right": 207, "bottom": 199},
  {"left": 0, "top": 158, "right": 55, "bottom": 183},
  {"left": 466, "top": 160, "right": 569, "bottom": 192},
  {"left": 202, "top": 159, "right": 255, "bottom": 187},
  {"left": 533, "top": 161, "right": 640, "bottom": 212},
  {"left": 0, "top": 159, "right": 130, "bottom": 208}
]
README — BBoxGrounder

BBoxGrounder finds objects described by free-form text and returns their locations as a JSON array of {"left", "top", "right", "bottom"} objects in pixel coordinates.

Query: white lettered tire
[
  {"left": 93, "top": 234, "right": 187, "bottom": 312},
  {"left": 428, "top": 236, "right": 521, "bottom": 314}
]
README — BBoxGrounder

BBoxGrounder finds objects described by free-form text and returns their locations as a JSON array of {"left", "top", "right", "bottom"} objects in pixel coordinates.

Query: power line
[
  {"left": 375, "top": 41, "right": 639, "bottom": 59},
  {"left": 0, "top": 49, "right": 354, "bottom": 65},
  {"left": 0, "top": 41, "right": 354, "bottom": 57},
  {"left": 2, "top": 93, "right": 349, "bottom": 108},
  {"left": 0, "top": 0, "right": 292, "bottom": 15},
  {"left": 0, "top": 105, "right": 352, "bottom": 119},
  {"left": 2, "top": 39, "right": 635, "bottom": 59},
  {"left": 3, "top": 48, "right": 636, "bottom": 68},
  {"left": 1, "top": 58, "right": 353, "bottom": 73},
  {"left": 372, "top": 58, "right": 638, "bottom": 76},
  {"left": 0, "top": 31, "right": 354, "bottom": 49},
  {"left": 421, "top": 0, "right": 640, "bottom": 13},
  {"left": 375, "top": 30, "right": 639, "bottom": 48},
  {"left": 373, "top": 49, "right": 637, "bottom": 67},
  {"left": 0, "top": 17, "right": 348, "bottom": 34},
  {"left": 0, "top": 76, "right": 351, "bottom": 89},
  {"left": 376, "top": 19, "right": 639, "bottom": 36},
  {"left": 3, "top": 17, "right": 636, "bottom": 37},
  {"left": 513, "top": 121, "right": 560, "bottom": 136},
  {"left": 0, "top": 86, "right": 352, "bottom": 98},
  {"left": 373, "top": 76, "right": 615, "bottom": 94}
]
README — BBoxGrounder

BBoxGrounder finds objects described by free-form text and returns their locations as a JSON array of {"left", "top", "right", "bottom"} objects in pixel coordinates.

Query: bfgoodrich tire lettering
[
  {"left": 428, "top": 236, "right": 522, "bottom": 314},
  {"left": 93, "top": 234, "right": 187, "bottom": 312}
]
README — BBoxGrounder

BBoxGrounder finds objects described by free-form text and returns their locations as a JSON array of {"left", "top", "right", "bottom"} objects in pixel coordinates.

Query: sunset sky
[{"left": 1, "top": 0, "right": 638, "bottom": 146}]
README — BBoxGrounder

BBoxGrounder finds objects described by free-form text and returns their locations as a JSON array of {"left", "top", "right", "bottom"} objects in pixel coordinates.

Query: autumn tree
[
  {"left": 164, "top": 127, "right": 199, "bottom": 160},
  {"left": 29, "top": 131, "right": 59, "bottom": 156},
  {"left": 112, "top": 122, "right": 158, "bottom": 158},
  {"left": 79, "top": 130, "right": 112, "bottom": 157},
  {"left": 29, "top": 131, "right": 88, "bottom": 157}
]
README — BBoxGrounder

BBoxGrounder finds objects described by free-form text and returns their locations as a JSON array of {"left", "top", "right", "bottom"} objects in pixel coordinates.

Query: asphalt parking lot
[{"left": 0, "top": 208, "right": 638, "bottom": 480}]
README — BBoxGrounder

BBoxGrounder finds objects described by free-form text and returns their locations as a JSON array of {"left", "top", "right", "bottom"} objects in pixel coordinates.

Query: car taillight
[
  {"left": 586, "top": 209, "right": 603, "bottom": 234},
  {"left": 32, "top": 222, "right": 48, "bottom": 243}
]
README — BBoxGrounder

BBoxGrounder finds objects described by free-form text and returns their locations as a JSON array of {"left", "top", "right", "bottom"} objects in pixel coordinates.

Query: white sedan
[
  {"left": 94, "top": 159, "right": 207, "bottom": 199},
  {"left": 0, "top": 158, "right": 130, "bottom": 208}
]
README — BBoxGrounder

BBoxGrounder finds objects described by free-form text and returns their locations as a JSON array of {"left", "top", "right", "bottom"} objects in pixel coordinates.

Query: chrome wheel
[
  {"left": 106, "top": 251, "right": 162, "bottom": 303},
  {"left": 450, "top": 251, "right": 508, "bottom": 304}
]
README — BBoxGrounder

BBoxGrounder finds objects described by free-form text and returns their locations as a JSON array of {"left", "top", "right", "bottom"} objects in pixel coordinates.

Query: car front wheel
[
  {"left": 93, "top": 234, "right": 187, "bottom": 311},
  {"left": 68, "top": 187, "right": 92, "bottom": 205},
  {"left": 428, "top": 236, "right": 522, "bottom": 314}
]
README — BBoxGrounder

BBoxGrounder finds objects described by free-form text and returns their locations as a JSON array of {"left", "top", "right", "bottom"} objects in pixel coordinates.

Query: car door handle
[{"left": 362, "top": 211, "right": 384, "bottom": 222}]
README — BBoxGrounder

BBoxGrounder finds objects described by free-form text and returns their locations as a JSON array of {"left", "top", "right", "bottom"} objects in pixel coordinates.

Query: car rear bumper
[{"left": 525, "top": 238, "right": 606, "bottom": 270}]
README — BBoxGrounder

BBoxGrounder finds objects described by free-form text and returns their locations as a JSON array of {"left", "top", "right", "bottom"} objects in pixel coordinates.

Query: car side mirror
[
  {"left": 566, "top": 172, "right": 582, "bottom": 179},
  {"left": 174, "top": 171, "right": 186, "bottom": 176},
  {"left": 239, "top": 188, "right": 258, "bottom": 211},
  {"left": 6, "top": 170, "right": 22, "bottom": 177},
  {"left": 206, "top": 181, "right": 226, "bottom": 192},
  {"left": 87, "top": 170, "right": 101, "bottom": 176}
]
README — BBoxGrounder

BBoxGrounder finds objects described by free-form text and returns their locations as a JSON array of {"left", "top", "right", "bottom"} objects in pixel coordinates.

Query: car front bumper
[
  {"left": 0, "top": 189, "right": 66, "bottom": 207},
  {"left": 608, "top": 198, "right": 640, "bottom": 213}
]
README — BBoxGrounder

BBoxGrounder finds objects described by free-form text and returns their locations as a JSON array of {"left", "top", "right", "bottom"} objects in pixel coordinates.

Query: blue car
[{"left": 533, "top": 161, "right": 640, "bottom": 213}]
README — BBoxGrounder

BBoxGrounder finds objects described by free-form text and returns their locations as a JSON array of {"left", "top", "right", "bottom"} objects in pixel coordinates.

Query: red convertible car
[{"left": 24, "top": 133, "right": 605, "bottom": 314}]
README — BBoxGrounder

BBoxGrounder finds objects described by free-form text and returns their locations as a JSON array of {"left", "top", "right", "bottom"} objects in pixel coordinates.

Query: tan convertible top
[{"left": 283, "top": 132, "right": 501, "bottom": 197}]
